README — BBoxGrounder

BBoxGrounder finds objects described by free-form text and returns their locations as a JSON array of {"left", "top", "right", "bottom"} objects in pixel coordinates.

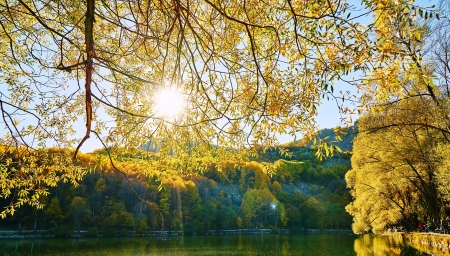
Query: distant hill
[
  {"left": 310, "top": 125, "right": 357, "bottom": 152},
  {"left": 283, "top": 125, "right": 357, "bottom": 152},
  {"left": 139, "top": 125, "right": 358, "bottom": 155}
]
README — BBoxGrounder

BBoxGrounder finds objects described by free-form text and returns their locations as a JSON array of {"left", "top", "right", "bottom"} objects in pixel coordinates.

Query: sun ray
[{"left": 152, "top": 87, "right": 187, "bottom": 120}]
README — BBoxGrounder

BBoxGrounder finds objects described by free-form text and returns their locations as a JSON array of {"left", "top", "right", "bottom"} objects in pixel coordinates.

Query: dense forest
[{"left": 0, "top": 128, "right": 355, "bottom": 236}]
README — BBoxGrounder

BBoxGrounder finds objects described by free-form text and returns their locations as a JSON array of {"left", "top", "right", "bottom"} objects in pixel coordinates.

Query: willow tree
[
  {"left": 426, "top": 0, "right": 450, "bottom": 209},
  {"left": 345, "top": 1, "right": 450, "bottom": 234},
  {"left": 0, "top": 0, "right": 437, "bottom": 216},
  {"left": 346, "top": 87, "right": 450, "bottom": 233}
]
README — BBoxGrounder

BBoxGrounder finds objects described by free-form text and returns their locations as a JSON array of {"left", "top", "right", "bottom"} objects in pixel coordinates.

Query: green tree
[
  {"left": 323, "top": 203, "right": 343, "bottom": 229},
  {"left": 158, "top": 186, "right": 171, "bottom": 230},
  {"left": 92, "top": 177, "right": 107, "bottom": 215},
  {"left": 202, "top": 199, "right": 219, "bottom": 230},
  {"left": 137, "top": 217, "right": 149, "bottom": 234},
  {"left": 241, "top": 188, "right": 277, "bottom": 228},
  {"left": 300, "top": 196, "right": 323, "bottom": 229},
  {"left": 46, "top": 197, "right": 64, "bottom": 227},
  {"left": 69, "top": 196, "right": 89, "bottom": 233},
  {"left": 275, "top": 191, "right": 304, "bottom": 229},
  {"left": 218, "top": 206, "right": 238, "bottom": 230},
  {"left": 103, "top": 199, "right": 135, "bottom": 229},
  {"left": 181, "top": 181, "right": 203, "bottom": 233}
]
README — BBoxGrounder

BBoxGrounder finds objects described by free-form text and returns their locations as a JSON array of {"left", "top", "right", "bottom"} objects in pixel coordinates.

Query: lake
[{"left": 0, "top": 234, "right": 429, "bottom": 255}]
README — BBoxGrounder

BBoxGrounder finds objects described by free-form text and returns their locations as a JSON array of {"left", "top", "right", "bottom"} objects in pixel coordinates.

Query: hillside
[{"left": 0, "top": 128, "right": 355, "bottom": 235}]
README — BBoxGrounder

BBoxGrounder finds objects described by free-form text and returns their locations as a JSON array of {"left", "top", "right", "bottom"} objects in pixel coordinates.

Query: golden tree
[
  {"left": 346, "top": 95, "right": 449, "bottom": 234},
  {"left": 345, "top": 1, "right": 450, "bottom": 234}
]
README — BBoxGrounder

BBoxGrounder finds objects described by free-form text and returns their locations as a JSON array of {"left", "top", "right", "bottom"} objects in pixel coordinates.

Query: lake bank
[
  {"left": 0, "top": 228, "right": 352, "bottom": 239},
  {"left": 388, "top": 231, "right": 450, "bottom": 255}
]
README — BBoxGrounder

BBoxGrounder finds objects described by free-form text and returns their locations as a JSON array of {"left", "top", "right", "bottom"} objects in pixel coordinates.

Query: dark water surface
[{"left": 0, "top": 234, "right": 430, "bottom": 255}]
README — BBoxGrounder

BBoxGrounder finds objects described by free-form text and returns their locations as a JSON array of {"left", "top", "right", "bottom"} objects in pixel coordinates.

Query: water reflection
[
  {"left": 0, "top": 235, "right": 357, "bottom": 256},
  {"left": 0, "top": 234, "right": 435, "bottom": 256},
  {"left": 354, "top": 234, "right": 431, "bottom": 256}
]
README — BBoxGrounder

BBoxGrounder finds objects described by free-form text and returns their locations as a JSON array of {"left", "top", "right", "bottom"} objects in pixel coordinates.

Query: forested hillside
[{"left": 0, "top": 130, "right": 354, "bottom": 236}]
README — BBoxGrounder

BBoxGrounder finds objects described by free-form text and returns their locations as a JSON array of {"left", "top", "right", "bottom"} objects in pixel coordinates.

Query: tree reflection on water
[{"left": 354, "top": 234, "right": 431, "bottom": 256}]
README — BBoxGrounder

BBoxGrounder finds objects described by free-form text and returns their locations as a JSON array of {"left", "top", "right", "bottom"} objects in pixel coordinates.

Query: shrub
[
  {"left": 270, "top": 226, "right": 280, "bottom": 234},
  {"left": 86, "top": 227, "right": 100, "bottom": 237},
  {"left": 102, "top": 227, "right": 118, "bottom": 236},
  {"left": 51, "top": 225, "right": 74, "bottom": 237},
  {"left": 137, "top": 218, "right": 149, "bottom": 234},
  {"left": 119, "top": 228, "right": 129, "bottom": 236}
]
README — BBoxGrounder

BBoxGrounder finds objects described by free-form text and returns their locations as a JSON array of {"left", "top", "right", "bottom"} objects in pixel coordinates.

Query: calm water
[{"left": 0, "top": 234, "right": 430, "bottom": 256}]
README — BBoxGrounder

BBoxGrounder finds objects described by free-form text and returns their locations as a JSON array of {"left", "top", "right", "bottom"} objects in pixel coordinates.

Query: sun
[{"left": 152, "top": 87, "right": 187, "bottom": 119}]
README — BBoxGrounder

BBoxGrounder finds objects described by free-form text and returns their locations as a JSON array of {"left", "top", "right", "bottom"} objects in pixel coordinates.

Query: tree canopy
[
  {"left": 0, "top": 0, "right": 440, "bottom": 216},
  {"left": 1, "top": 0, "right": 438, "bottom": 151}
]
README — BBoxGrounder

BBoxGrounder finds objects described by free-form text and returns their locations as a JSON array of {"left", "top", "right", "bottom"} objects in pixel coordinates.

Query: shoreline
[
  {"left": 388, "top": 231, "right": 450, "bottom": 255},
  {"left": 0, "top": 228, "right": 353, "bottom": 239}
]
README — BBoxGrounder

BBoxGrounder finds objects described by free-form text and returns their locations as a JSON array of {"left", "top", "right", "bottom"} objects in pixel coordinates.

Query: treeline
[{"left": 0, "top": 147, "right": 352, "bottom": 236}]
